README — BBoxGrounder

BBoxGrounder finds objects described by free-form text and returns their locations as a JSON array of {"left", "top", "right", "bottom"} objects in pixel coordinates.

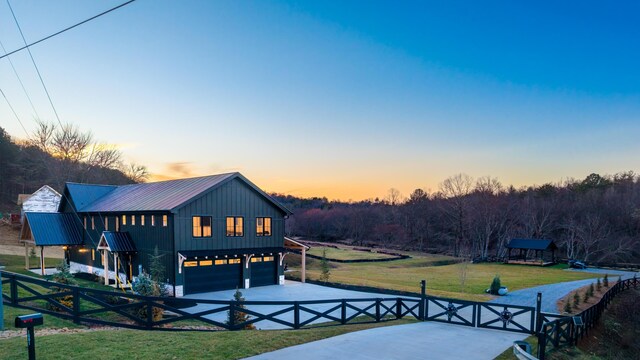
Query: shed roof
[
  {"left": 65, "top": 172, "right": 292, "bottom": 215},
  {"left": 506, "top": 238, "right": 557, "bottom": 251},
  {"left": 98, "top": 231, "right": 137, "bottom": 253},
  {"left": 21, "top": 212, "right": 84, "bottom": 246}
]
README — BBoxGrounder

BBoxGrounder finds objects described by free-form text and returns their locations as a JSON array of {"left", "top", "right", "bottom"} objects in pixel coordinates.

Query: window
[
  {"left": 226, "top": 217, "right": 244, "bottom": 237},
  {"left": 162, "top": 215, "right": 168, "bottom": 227},
  {"left": 122, "top": 215, "right": 127, "bottom": 225},
  {"left": 115, "top": 216, "right": 120, "bottom": 231},
  {"left": 151, "top": 215, "right": 155, "bottom": 226},
  {"left": 214, "top": 259, "right": 227, "bottom": 265},
  {"left": 263, "top": 256, "right": 274, "bottom": 262},
  {"left": 131, "top": 215, "right": 136, "bottom": 226},
  {"left": 83, "top": 216, "right": 87, "bottom": 229},
  {"left": 192, "top": 216, "right": 212, "bottom": 238},
  {"left": 228, "top": 258, "right": 241, "bottom": 264},
  {"left": 104, "top": 217, "right": 108, "bottom": 230},
  {"left": 141, "top": 215, "right": 145, "bottom": 226},
  {"left": 91, "top": 249, "right": 95, "bottom": 261},
  {"left": 199, "top": 260, "right": 213, "bottom": 266},
  {"left": 256, "top": 217, "right": 272, "bottom": 236},
  {"left": 183, "top": 261, "right": 198, "bottom": 267},
  {"left": 91, "top": 216, "right": 95, "bottom": 230}
]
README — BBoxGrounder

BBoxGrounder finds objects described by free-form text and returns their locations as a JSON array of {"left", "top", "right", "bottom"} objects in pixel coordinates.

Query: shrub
[
  {"left": 227, "top": 288, "right": 255, "bottom": 330},
  {"left": 47, "top": 262, "right": 77, "bottom": 312},
  {"left": 583, "top": 289, "right": 590, "bottom": 303},
  {"left": 596, "top": 278, "right": 602, "bottom": 292},
  {"left": 489, "top": 275, "right": 501, "bottom": 295},
  {"left": 132, "top": 273, "right": 164, "bottom": 322},
  {"left": 573, "top": 291, "right": 580, "bottom": 308},
  {"left": 319, "top": 248, "right": 331, "bottom": 282},
  {"left": 588, "top": 283, "right": 595, "bottom": 298},
  {"left": 563, "top": 300, "right": 572, "bottom": 314},
  {"left": 604, "top": 274, "right": 609, "bottom": 287}
]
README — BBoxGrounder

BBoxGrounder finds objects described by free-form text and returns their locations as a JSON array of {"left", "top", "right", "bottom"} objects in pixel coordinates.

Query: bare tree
[
  {"left": 123, "top": 163, "right": 149, "bottom": 183},
  {"left": 439, "top": 174, "right": 474, "bottom": 256}
]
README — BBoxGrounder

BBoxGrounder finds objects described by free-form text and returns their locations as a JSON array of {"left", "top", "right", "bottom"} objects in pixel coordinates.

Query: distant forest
[
  {"left": 274, "top": 172, "right": 640, "bottom": 264},
  {"left": 0, "top": 124, "right": 147, "bottom": 212}
]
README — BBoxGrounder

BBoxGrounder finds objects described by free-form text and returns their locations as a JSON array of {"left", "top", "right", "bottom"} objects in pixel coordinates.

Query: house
[
  {"left": 504, "top": 238, "right": 557, "bottom": 266},
  {"left": 19, "top": 185, "right": 62, "bottom": 220},
  {"left": 21, "top": 172, "right": 306, "bottom": 296}
]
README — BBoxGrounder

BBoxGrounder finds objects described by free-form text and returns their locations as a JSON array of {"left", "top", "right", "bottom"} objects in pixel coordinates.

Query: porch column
[
  {"left": 113, "top": 253, "right": 118, "bottom": 286},
  {"left": 40, "top": 246, "right": 45, "bottom": 276},
  {"left": 103, "top": 250, "right": 109, "bottom": 285},
  {"left": 24, "top": 242, "right": 29, "bottom": 270},
  {"left": 301, "top": 247, "right": 306, "bottom": 283}
]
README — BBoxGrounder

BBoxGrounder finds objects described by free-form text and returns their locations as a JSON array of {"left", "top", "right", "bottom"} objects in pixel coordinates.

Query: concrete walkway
[
  {"left": 489, "top": 268, "right": 639, "bottom": 313},
  {"left": 246, "top": 321, "right": 525, "bottom": 360}
]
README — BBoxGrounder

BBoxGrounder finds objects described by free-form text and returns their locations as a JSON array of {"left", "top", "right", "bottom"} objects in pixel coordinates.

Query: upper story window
[
  {"left": 192, "top": 216, "right": 212, "bottom": 238},
  {"left": 131, "top": 215, "right": 136, "bottom": 226},
  {"left": 91, "top": 216, "right": 95, "bottom": 230},
  {"left": 115, "top": 216, "right": 120, "bottom": 231},
  {"left": 83, "top": 216, "right": 87, "bottom": 230},
  {"left": 226, "top": 217, "right": 244, "bottom": 237},
  {"left": 151, "top": 215, "right": 155, "bottom": 226},
  {"left": 104, "top": 217, "right": 109, "bottom": 230},
  {"left": 256, "top": 217, "right": 272, "bottom": 237},
  {"left": 162, "top": 215, "right": 168, "bottom": 227},
  {"left": 121, "top": 215, "right": 127, "bottom": 225},
  {"left": 141, "top": 215, "right": 145, "bottom": 226}
]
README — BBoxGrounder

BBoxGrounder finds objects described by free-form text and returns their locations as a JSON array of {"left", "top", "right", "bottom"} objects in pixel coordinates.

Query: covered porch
[
  {"left": 96, "top": 231, "right": 137, "bottom": 290},
  {"left": 505, "top": 238, "right": 557, "bottom": 266},
  {"left": 284, "top": 237, "right": 310, "bottom": 283}
]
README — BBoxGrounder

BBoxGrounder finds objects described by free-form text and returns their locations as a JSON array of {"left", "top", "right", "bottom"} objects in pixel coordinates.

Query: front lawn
[{"left": 307, "top": 246, "right": 398, "bottom": 261}]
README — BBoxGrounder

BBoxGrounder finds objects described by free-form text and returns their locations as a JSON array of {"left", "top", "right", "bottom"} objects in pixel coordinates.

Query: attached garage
[
  {"left": 250, "top": 255, "right": 278, "bottom": 287},
  {"left": 183, "top": 258, "right": 242, "bottom": 295}
]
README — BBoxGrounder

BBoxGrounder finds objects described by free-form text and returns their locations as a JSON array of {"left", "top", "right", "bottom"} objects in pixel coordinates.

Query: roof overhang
[
  {"left": 284, "top": 237, "right": 310, "bottom": 250},
  {"left": 21, "top": 212, "right": 84, "bottom": 247}
]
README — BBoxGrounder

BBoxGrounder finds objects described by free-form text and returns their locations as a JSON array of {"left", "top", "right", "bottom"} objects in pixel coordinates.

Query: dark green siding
[{"left": 173, "top": 178, "right": 286, "bottom": 251}]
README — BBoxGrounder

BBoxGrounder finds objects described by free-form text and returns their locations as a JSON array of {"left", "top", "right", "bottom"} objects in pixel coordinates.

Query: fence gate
[{"left": 425, "top": 297, "right": 477, "bottom": 327}]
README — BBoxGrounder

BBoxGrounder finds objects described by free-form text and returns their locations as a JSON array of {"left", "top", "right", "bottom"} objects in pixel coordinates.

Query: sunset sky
[{"left": 1, "top": 1, "right": 639, "bottom": 201}]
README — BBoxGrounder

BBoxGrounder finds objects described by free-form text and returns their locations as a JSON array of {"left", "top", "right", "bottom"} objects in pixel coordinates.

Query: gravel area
[{"left": 489, "top": 268, "right": 638, "bottom": 313}]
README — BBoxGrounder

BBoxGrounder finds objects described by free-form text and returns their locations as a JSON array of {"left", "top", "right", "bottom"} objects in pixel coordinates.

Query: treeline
[
  {"left": 274, "top": 172, "right": 640, "bottom": 264},
  {"left": 0, "top": 123, "right": 148, "bottom": 212}
]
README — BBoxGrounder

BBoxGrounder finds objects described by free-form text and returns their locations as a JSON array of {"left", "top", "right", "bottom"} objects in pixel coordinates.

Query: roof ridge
[{"left": 121, "top": 172, "right": 239, "bottom": 188}]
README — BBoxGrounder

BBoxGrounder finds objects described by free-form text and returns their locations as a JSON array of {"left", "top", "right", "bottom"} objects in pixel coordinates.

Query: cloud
[{"left": 150, "top": 162, "right": 198, "bottom": 181}]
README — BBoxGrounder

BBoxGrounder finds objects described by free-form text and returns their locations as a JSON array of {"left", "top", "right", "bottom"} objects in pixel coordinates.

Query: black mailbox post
[{"left": 15, "top": 313, "right": 44, "bottom": 360}]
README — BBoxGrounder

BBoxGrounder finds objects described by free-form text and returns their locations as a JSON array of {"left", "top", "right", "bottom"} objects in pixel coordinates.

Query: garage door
[
  {"left": 183, "top": 258, "right": 242, "bottom": 295},
  {"left": 251, "top": 256, "right": 277, "bottom": 287}
]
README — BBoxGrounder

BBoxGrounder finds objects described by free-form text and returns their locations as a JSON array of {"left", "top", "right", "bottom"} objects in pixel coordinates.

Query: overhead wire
[
  {"left": 0, "top": 39, "right": 41, "bottom": 121},
  {"left": 0, "top": 87, "right": 29, "bottom": 136}
]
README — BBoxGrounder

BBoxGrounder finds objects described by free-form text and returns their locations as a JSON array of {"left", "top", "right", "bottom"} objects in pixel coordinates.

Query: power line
[
  {"left": 0, "top": 0, "right": 136, "bottom": 61},
  {"left": 7, "top": 0, "right": 64, "bottom": 128},
  {"left": 0, "top": 39, "right": 42, "bottom": 121},
  {"left": 0, "top": 87, "right": 29, "bottom": 136}
]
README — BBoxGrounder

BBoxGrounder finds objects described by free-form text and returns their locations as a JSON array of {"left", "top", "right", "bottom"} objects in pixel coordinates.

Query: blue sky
[{"left": 1, "top": 1, "right": 639, "bottom": 200}]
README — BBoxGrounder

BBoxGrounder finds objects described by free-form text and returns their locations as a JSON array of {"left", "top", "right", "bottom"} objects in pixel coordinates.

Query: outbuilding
[{"left": 505, "top": 238, "right": 557, "bottom": 266}]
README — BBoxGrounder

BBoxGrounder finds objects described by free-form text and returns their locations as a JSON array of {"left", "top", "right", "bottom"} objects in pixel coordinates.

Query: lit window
[
  {"left": 192, "top": 216, "right": 212, "bottom": 238},
  {"left": 83, "top": 216, "right": 87, "bottom": 229},
  {"left": 141, "top": 215, "right": 145, "bottom": 226},
  {"left": 199, "top": 260, "right": 213, "bottom": 266},
  {"left": 256, "top": 217, "right": 272, "bottom": 236},
  {"left": 251, "top": 257, "right": 262, "bottom": 263},
  {"left": 263, "top": 256, "right": 274, "bottom": 262},
  {"left": 228, "top": 258, "right": 241, "bottom": 264},
  {"left": 91, "top": 216, "right": 95, "bottom": 230},
  {"left": 104, "top": 217, "right": 108, "bottom": 230},
  {"left": 226, "top": 217, "right": 243, "bottom": 237},
  {"left": 115, "top": 216, "right": 120, "bottom": 231},
  {"left": 214, "top": 259, "right": 227, "bottom": 265},
  {"left": 162, "top": 215, "right": 168, "bottom": 227},
  {"left": 91, "top": 249, "right": 95, "bottom": 261},
  {"left": 184, "top": 261, "right": 198, "bottom": 267},
  {"left": 131, "top": 215, "right": 135, "bottom": 226},
  {"left": 151, "top": 215, "right": 155, "bottom": 226},
  {"left": 122, "top": 215, "right": 127, "bottom": 225}
]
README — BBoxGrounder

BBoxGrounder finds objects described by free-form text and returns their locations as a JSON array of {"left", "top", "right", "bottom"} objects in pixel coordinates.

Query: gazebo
[{"left": 505, "top": 238, "right": 557, "bottom": 266}]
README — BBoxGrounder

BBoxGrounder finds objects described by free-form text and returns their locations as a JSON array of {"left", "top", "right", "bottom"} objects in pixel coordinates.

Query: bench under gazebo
[{"left": 505, "top": 238, "right": 557, "bottom": 266}]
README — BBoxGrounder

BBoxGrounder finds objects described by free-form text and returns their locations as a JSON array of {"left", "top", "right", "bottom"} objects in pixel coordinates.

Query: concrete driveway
[
  {"left": 183, "top": 281, "right": 409, "bottom": 329},
  {"left": 246, "top": 321, "right": 525, "bottom": 360}
]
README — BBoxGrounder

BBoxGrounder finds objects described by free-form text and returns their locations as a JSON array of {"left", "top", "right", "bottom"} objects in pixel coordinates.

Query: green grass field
[
  {"left": 288, "top": 252, "right": 601, "bottom": 301},
  {"left": 307, "top": 246, "right": 397, "bottom": 261}
]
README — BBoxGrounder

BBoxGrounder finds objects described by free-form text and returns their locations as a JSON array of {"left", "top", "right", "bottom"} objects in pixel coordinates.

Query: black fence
[{"left": 537, "top": 276, "right": 640, "bottom": 360}]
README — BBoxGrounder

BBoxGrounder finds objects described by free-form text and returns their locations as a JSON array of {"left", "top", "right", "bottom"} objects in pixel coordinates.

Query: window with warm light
[
  {"left": 226, "top": 217, "right": 243, "bottom": 237},
  {"left": 104, "top": 217, "right": 108, "bottom": 230},
  {"left": 162, "top": 215, "right": 168, "bottom": 227},
  {"left": 228, "top": 258, "right": 241, "bottom": 264},
  {"left": 91, "top": 216, "right": 95, "bottom": 230},
  {"left": 122, "top": 215, "right": 127, "bottom": 225},
  {"left": 141, "top": 215, "right": 145, "bottom": 226},
  {"left": 192, "top": 216, "right": 212, "bottom": 238},
  {"left": 256, "top": 217, "right": 272, "bottom": 236},
  {"left": 131, "top": 215, "right": 136, "bottom": 226},
  {"left": 214, "top": 259, "right": 227, "bottom": 265},
  {"left": 151, "top": 215, "right": 155, "bottom": 226},
  {"left": 83, "top": 216, "right": 87, "bottom": 229}
]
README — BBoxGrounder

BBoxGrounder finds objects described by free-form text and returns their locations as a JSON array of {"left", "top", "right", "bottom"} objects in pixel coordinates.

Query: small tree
[
  {"left": 573, "top": 291, "right": 580, "bottom": 308},
  {"left": 563, "top": 300, "right": 572, "bottom": 314},
  {"left": 596, "top": 278, "right": 602, "bottom": 292},
  {"left": 48, "top": 261, "right": 77, "bottom": 311},
  {"left": 583, "top": 289, "right": 590, "bottom": 303},
  {"left": 132, "top": 271, "right": 165, "bottom": 322},
  {"left": 319, "top": 248, "right": 331, "bottom": 282},
  {"left": 603, "top": 274, "right": 609, "bottom": 287},
  {"left": 227, "top": 288, "right": 255, "bottom": 330},
  {"left": 489, "top": 275, "right": 501, "bottom": 295},
  {"left": 149, "top": 246, "right": 165, "bottom": 284},
  {"left": 588, "top": 283, "right": 595, "bottom": 298}
]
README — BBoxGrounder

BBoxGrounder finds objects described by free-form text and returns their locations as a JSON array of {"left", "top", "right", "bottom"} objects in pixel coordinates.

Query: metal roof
[
  {"left": 506, "top": 238, "right": 557, "bottom": 251},
  {"left": 22, "top": 212, "right": 84, "bottom": 246},
  {"left": 98, "top": 231, "right": 137, "bottom": 253},
  {"left": 64, "top": 183, "right": 117, "bottom": 211},
  {"left": 69, "top": 172, "right": 292, "bottom": 215}
]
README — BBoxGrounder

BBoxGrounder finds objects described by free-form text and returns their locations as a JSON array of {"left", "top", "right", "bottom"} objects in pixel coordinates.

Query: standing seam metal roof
[
  {"left": 506, "top": 238, "right": 557, "bottom": 250},
  {"left": 23, "top": 212, "right": 84, "bottom": 246},
  {"left": 99, "top": 231, "right": 137, "bottom": 253}
]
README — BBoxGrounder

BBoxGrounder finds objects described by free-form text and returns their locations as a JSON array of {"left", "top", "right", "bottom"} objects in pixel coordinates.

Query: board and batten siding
[{"left": 173, "top": 178, "right": 285, "bottom": 251}]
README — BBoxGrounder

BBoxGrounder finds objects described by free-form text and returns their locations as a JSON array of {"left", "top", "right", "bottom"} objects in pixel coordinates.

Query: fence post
[
  {"left": 146, "top": 300, "right": 153, "bottom": 329},
  {"left": 10, "top": 274, "right": 18, "bottom": 305},
  {"left": 419, "top": 280, "right": 426, "bottom": 321},
  {"left": 535, "top": 292, "right": 542, "bottom": 333},
  {"left": 341, "top": 299, "right": 347, "bottom": 324},
  {"left": 395, "top": 298, "right": 402, "bottom": 319},
  {"left": 375, "top": 298, "right": 381, "bottom": 322},
  {"left": 294, "top": 301, "right": 300, "bottom": 329},
  {"left": 537, "top": 325, "right": 547, "bottom": 360},
  {"left": 72, "top": 287, "right": 80, "bottom": 324},
  {"left": 228, "top": 301, "right": 237, "bottom": 330}
]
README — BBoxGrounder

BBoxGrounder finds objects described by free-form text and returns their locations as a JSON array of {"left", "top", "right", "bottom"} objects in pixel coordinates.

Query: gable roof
[
  {"left": 21, "top": 212, "right": 84, "bottom": 246},
  {"left": 97, "top": 231, "right": 137, "bottom": 253},
  {"left": 65, "top": 172, "right": 292, "bottom": 215},
  {"left": 506, "top": 238, "right": 557, "bottom": 251}
]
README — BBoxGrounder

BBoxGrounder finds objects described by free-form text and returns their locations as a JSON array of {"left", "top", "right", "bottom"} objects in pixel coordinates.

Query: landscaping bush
[
  {"left": 47, "top": 262, "right": 77, "bottom": 312},
  {"left": 573, "top": 291, "right": 580, "bottom": 308},
  {"left": 489, "top": 275, "right": 501, "bottom": 295},
  {"left": 603, "top": 274, "right": 609, "bottom": 287},
  {"left": 131, "top": 273, "right": 165, "bottom": 322},
  {"left": 563, "top": 300, "right": 572, "bottom": 314},
  {"left": 596, "top": 277, "right": 602, "bottom": 292},
  {"left": 319, "top": 248, "right": 331, "bottom": 282},
  {"left": 227, "top": 288, "right": 255, "bottom": 330}
]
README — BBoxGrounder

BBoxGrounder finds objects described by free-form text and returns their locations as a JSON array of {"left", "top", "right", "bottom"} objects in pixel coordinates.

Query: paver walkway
[
  {"left": 489, "top": 268, "right": 638, "bottom": 313},
  {"left": 245, "top": 321, "right": 525, "bottom": 360}
]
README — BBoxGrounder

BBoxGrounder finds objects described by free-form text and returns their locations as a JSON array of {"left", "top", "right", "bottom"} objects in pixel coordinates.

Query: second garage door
[
  {"left": 251, "top": 256, "right": 277, "bottom": 287},
  {"left": 183, "top": 258, "right": 242, "bottom": 295}
]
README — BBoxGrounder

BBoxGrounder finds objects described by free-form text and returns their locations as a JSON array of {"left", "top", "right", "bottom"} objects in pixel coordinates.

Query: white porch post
[
  {"left": 40, "top": 246, "right": 45, "bottom": 276},
  {"left": 103, "top": 250, "right": 109, "bottom": 285},
  {"left": 301, "top": 247, "right": 306, "bottom": 283},
  {"left": 113, "top": 253, "right": 118, "bottom": 285}
]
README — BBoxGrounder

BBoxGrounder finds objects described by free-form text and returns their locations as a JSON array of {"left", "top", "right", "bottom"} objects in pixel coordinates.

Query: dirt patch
[{"left": 0, "top": 222, "right": 20, "bottom": 246}]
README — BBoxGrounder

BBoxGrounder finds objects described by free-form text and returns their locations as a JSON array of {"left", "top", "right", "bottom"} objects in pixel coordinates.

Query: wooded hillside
[{"left": 275, "top": 173, "right": 640, "bottom": 264}]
